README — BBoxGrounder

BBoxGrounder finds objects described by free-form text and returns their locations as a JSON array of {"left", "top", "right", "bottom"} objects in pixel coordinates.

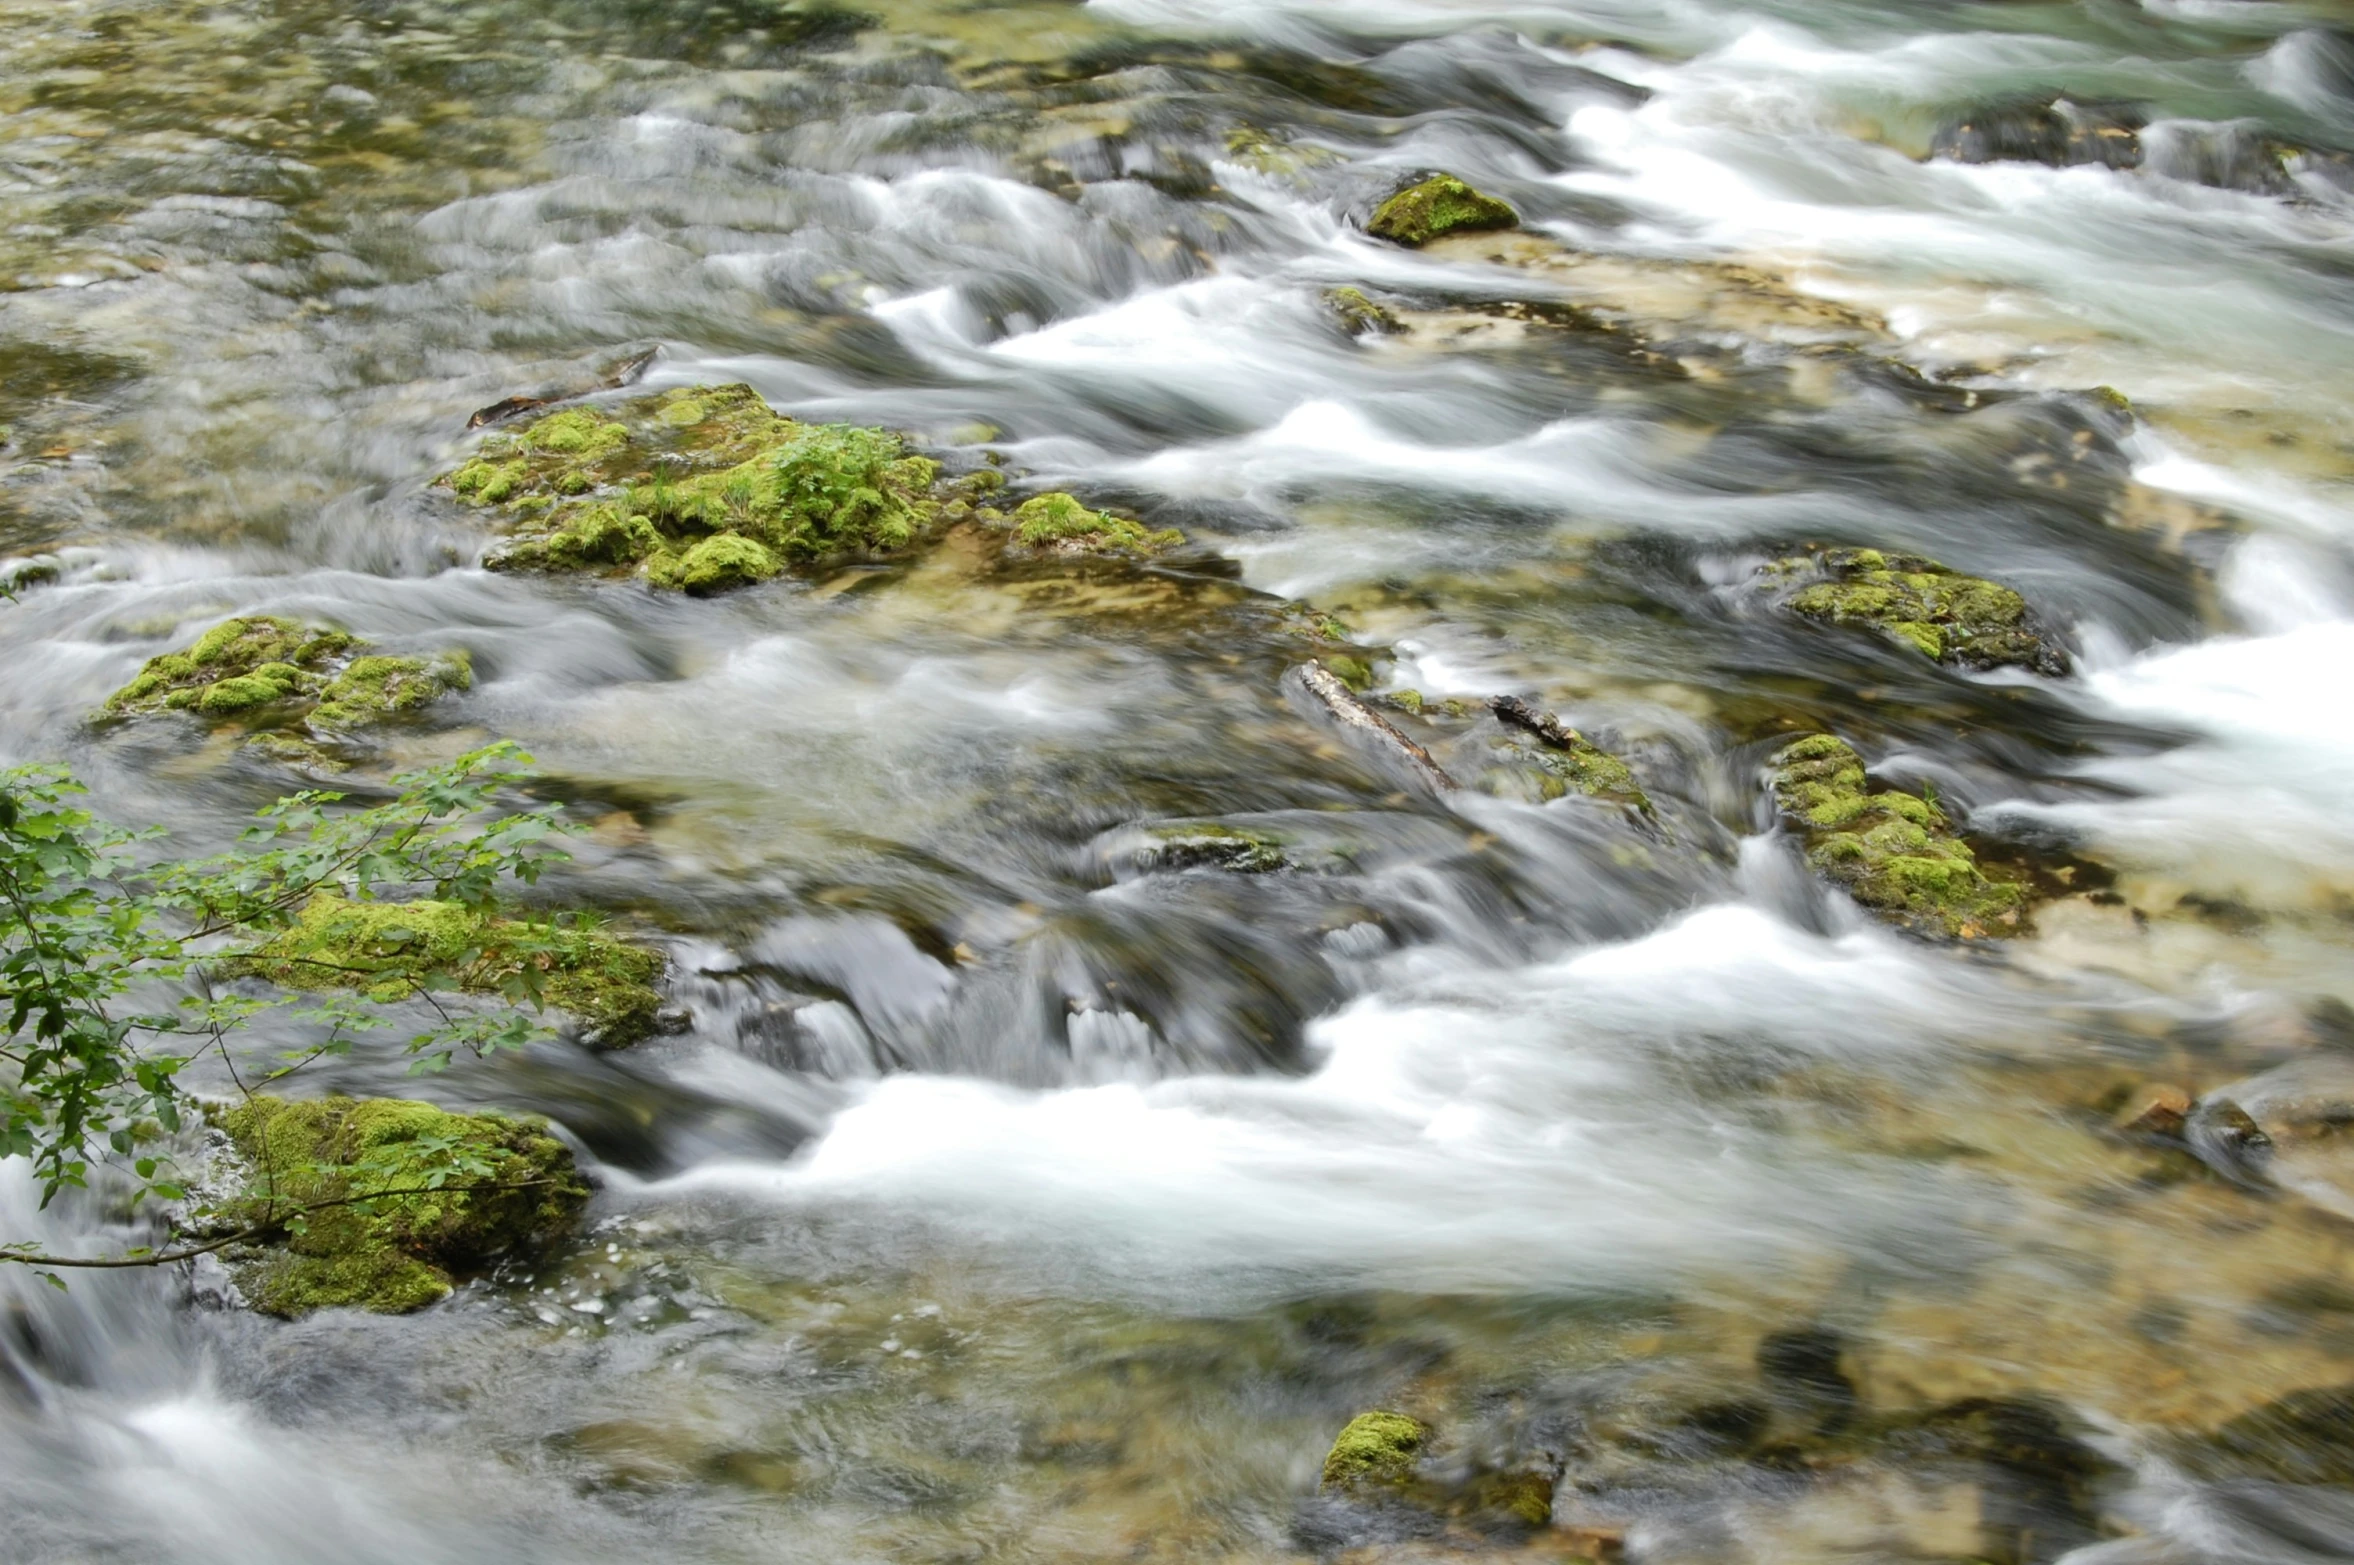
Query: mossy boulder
[
  {"left": 101, "top": 616, "right": 354, "bottom": 717},
  {"left": 1004, "top": 492, "right": 1181, "bottom": 556},
  {"left": 1321, "top": 1410, "right": 1429, "bottom": 1492},
  {"left": 1765, "top": 548, "right": 2064, "bottom": 674},
  {"left": 1770, "top": 734, "right": 2025, "bottom": 940},
  {"left": 1323, "top": 286, "right": 1402, "bottom": 337},
  {"left": 445, "top": 383, "right": 979, "bottom": 591},
  {"left": 215, "top": 1094, "right": 589, "bottom": 1316},
  {"left": 1367, "top": 175, "right": 1518, "bottom": 248},
  {"left": 232, "top": 891, "right": 666, "bottom": 1048},
  {"left": 98, "top": 616, "right": 471, "bottom": 754}
]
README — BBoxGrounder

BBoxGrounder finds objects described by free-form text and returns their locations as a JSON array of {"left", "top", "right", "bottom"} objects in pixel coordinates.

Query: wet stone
[
  {"left": 1769, "top": 733, "right": 2028, "bottom": 940},
  {"left": 1367, "top": 174, "right": 1519, "bottom": 248},
  {"left": 1760, "top": 547, "right": 2065, "bottom": 675}
]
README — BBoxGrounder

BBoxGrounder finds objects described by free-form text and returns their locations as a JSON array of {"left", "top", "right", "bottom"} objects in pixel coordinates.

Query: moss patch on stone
[
  {"left": 97, "top": 617, "right": 471, "bottom": 757},
  {"left": 1767, "top": 548, "right": 2063, "bottom": 674},
  {"left": 1006, "top": 492, "right": 1181, "bottom": 556},
  {"left": 101, "top": 616, "right": 354, "bottom": 717},
  {"left": 1490, "top": 695, "right": 1651, "bottom": 813},
  {"left": 1138, "top": 822, "right": 1288, "bottom": 874},
  {"left": 447, "top": 383, "right": 968, "bottom": 591},
  {"left": 233, "top": 892, "right": 666, "bottom": 1047},
  {"left": 1322, "top": 1410, "right": 1429, "bottom": 1491},
  {"left": 1770, "top": 733, "right": 2026, "bottom": 940},
  {"left": 1368, "top": 175, "right": 1518, "bottom": 247},
  {"left": 216, "top": 1094, "right": 588, "bottom": 1316},
  {"left": 1323, "top": 286, "right": 1402, "bottom": 337}
]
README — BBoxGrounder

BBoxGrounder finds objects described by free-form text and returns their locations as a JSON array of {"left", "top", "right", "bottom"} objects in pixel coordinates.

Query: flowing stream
[{"left": 7, "top": 0, "right": 2354, "bottom": 1560}]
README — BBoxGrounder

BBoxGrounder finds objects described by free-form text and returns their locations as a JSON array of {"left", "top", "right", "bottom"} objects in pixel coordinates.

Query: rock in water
[
  {"left": 213, "top": 1095, "right": 590, "bottom": 1316},
  {"left": 1930, "top": 98, "right": 2146, "bottom": 171},
  {"left": 1320, "top": 1411, "right": 1429, "bottom": 1492},
  {"left": 1769, "top": 733, "right": 2026, "bottom": 939},
  {"left": 1490, "top": 695, "right": 1651, "bottom": 813},
  {"left": 1367, "top": 174, "right": 1518, "bottom": 247},
  {"left": 1761, "top": 547, "right": 2065, "bottom": 674}
]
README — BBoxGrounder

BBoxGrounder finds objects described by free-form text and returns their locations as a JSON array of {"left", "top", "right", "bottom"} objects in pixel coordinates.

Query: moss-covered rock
[
  {"left": 101, "top": 616, "right": 354, "bottom": 717},
  {"left": 1137, "top": 822, "right": 1288, "bottom": 874},
  {"left": 1323, "top": 285, "right": 1402, "bottom": 337},
  {"left": 448, "top": 383, "right": 967, "bottom": 591},
  {"left": 1491, "top": 695, "right": 1651, "bottom": 813},
  {"left": 215, "top": 1094, "right": 589, "bottom": 1316},
  {"left": 97, "top": 617, "right": 470, "bottom": 756},
  {"left": 1367, "top": 175, "right": 1518, "bottom": 248},
  {"left": 233, "top": 892, "right": 666, "bottom": 1047},
  {"left": 1005, "top": 492, "right": 1182, "bottom": 556},
  {"left": 1770, "top": 734, "right": 2025, "bottom": 940},
  {"left": 1321, "top": 1410, "right": 1429, "bottom": 1492},
  {"left": 1765, "top": 548, "right": 2063, "bottom": 674}
]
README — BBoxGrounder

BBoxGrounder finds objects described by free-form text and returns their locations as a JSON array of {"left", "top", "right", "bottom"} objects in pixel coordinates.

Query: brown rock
[{"left": 2114, "top": 1083, "right": 2192, "bottom": 1138}]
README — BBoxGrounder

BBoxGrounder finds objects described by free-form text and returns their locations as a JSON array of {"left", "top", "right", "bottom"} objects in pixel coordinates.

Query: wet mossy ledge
[
  {"left": 97, "top": 615, "right": 471, "bottom": 757},
  {"left": 213, "top": 1095, "right": 589, "bottom": 1317},
  {"left": 230, "top": 892, "right": 666, "bottom": 1049},
  {"left": 1761, "top": 547, "right": 2065, "bottom": 675},
  {"left": 1367, "top": 174, "right": 1519, "bottom": 248},
  {"left": 1770, "top": 733, "right": 2026, "bottom": 940},
  {"left": 439, "top": 382, "right": 1175, "bottom": 592}
]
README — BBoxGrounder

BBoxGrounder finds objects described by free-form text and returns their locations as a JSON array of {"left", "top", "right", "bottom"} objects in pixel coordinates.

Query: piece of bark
[
  {"left": 1492, "top": 693, "right": 1582, "bottom": 748},
  {"left": 1290, "top": 663, "right": 1456, "bottom": 794},
  {"left": 464, "top": 346, "right": 662, "bottom": 429}
]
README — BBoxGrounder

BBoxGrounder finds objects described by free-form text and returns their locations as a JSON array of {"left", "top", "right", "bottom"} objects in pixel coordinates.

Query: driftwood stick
[{"left": 1290, "top": 663, "right": 1457, "bottom": 794}]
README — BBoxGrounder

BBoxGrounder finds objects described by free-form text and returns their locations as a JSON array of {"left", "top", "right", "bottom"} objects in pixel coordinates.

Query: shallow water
[{"left": 7, "top": 0, "right": 2354, "bottom": 1560}]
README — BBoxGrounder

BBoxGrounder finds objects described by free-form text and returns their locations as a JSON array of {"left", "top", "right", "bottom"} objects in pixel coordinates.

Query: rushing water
[{"left": 7, "top": 0, "right": 2354, "bottom": 1560}]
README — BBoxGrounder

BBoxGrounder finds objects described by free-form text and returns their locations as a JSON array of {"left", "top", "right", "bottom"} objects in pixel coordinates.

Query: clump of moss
[
  {"left": 216, "top": 1095, "right": 589, "bottom": 1316},
  {"left": 1767, "top": 548, "right": 2064, "bottom": 674},
  {"left": 309, "top": 652, "right": 472, "bottom": 731},
  {"left": 1138, "top": 822, "right": 1288, "bottom": 874},
  {"left": 233, "top": 892, "right": 666, "bottom": 1047},
  {"left": 1367, "top": 175, "right": 1518, "bottom": 247},
  {"left": 1322, "top": 1411, "right": 1429, "bottom": 1491},
  {"left": 97, "top": 617, "right": 472, "bottom": 758},
  {"left": 449, "top": 383, "right": 963, "bottom": 592},
  {"left": 1006, "top": 492, "right": 1182, "bottom": 555},
  {"left": 1770, "top": 734, "right": 2026, "bottom": 939},
  {"left": 1491, "top": 695, "right": 1651, "bottom": 813},
  {"left": 1323, "top": 286, "right": 1402, "bottom": 337},
  {"left": 101, "top": 616, "right": 354, "bottom": 717}
]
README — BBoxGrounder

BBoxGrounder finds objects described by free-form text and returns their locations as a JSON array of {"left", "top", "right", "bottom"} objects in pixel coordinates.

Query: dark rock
[{"left": 1931, "top": 99, "right": 2146, "bottom": 171}]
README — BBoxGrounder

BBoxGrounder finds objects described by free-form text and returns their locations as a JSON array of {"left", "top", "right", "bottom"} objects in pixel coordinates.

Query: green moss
[
  {"left": 1775, "top": 547, "right": 2061, "bottom": 674},
  {"left": 309, "top": 652, "right": 472, "bottom": 731},
  {"left": 652, "top": 532, "right": 781, "bottom": 596},
  {"left": 1139, "top": 822, "right": 1287, "bottom": 874},
  {"left": 97, "top": 617, "right": 470, "bottom": 749},
  {"left": 1770, "top": 734, "right": 2026, "bottom": 939},
  {"left": 216, "top": 1094, "right": 589, "bottom": 1316},
  {"left": 1323, "top": 286, "right": 1401, "bottom": 337},
  {"left": 101, "top": 616, "right": 352, "bottom": 718},
  {"left": 1490, "top": 696, "right": 1651, "bottom": 813},
  {"left": 234, "top": 891, "right": 667, "bottom": 1047},
  {"left": 451, "top": 383, "right": 964, "bottom": 593},
  {"left": 1008, "top": 492, "right": 1181, "bottom": 555},
  {"left": 1367, "top": 175, "right": 1518, "bottom": 247},
  {"left": 1322, "top": 1411, "right": 1428, "bottom": 1491}
]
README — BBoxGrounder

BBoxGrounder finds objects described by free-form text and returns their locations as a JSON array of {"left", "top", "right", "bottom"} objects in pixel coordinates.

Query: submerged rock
[
  {"left": 1930, "top": 98, "right": 2145, "bottom": 172},
  {"left": 214, "top": 1095, "right": 588, "bottom": 1316},
  {"left": 1761, "top": 547, "right": 2064, "bottom": 675},
  {"left": 2197, "top": 1385, "right": 2354, "bottom": 1486},
  {"left": 97, "top": 616, "right": 470, "bottom": 756},
  {"left": 1367, "top": 174, "right": 1518, "bottom": 247},
  {"left": 232, "top": 892, "right": 666, "bottom": 1048},
  {"left": 1769, "top": 733, "right": 2026, "bottom": 939},
  {"left": 445, "top": 383, "right": 980, "bottom": 591},
  {"left": 1134, "top": 821, "right": 1288, "bottom": 874}
]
